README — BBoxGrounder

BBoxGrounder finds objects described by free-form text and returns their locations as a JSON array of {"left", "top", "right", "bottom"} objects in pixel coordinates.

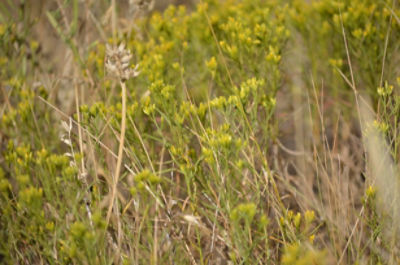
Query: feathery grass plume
[{"left": 361, "top": 95, "right": 400, "bottom": 261}]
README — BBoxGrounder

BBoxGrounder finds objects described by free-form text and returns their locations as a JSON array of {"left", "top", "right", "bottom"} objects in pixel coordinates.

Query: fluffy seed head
[{"left": 105, "top": 43, "right": 140, "bottom": 81}]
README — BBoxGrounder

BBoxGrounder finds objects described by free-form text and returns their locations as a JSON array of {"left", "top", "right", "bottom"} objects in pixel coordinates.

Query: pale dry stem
[{"left": 106, "top": 80, "right": 127, "bottom": 246}]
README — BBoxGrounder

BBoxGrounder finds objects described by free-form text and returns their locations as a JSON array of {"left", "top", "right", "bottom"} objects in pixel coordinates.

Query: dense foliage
[{"left": 1, "top": 0, "right": 400, "bottom": 264}]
